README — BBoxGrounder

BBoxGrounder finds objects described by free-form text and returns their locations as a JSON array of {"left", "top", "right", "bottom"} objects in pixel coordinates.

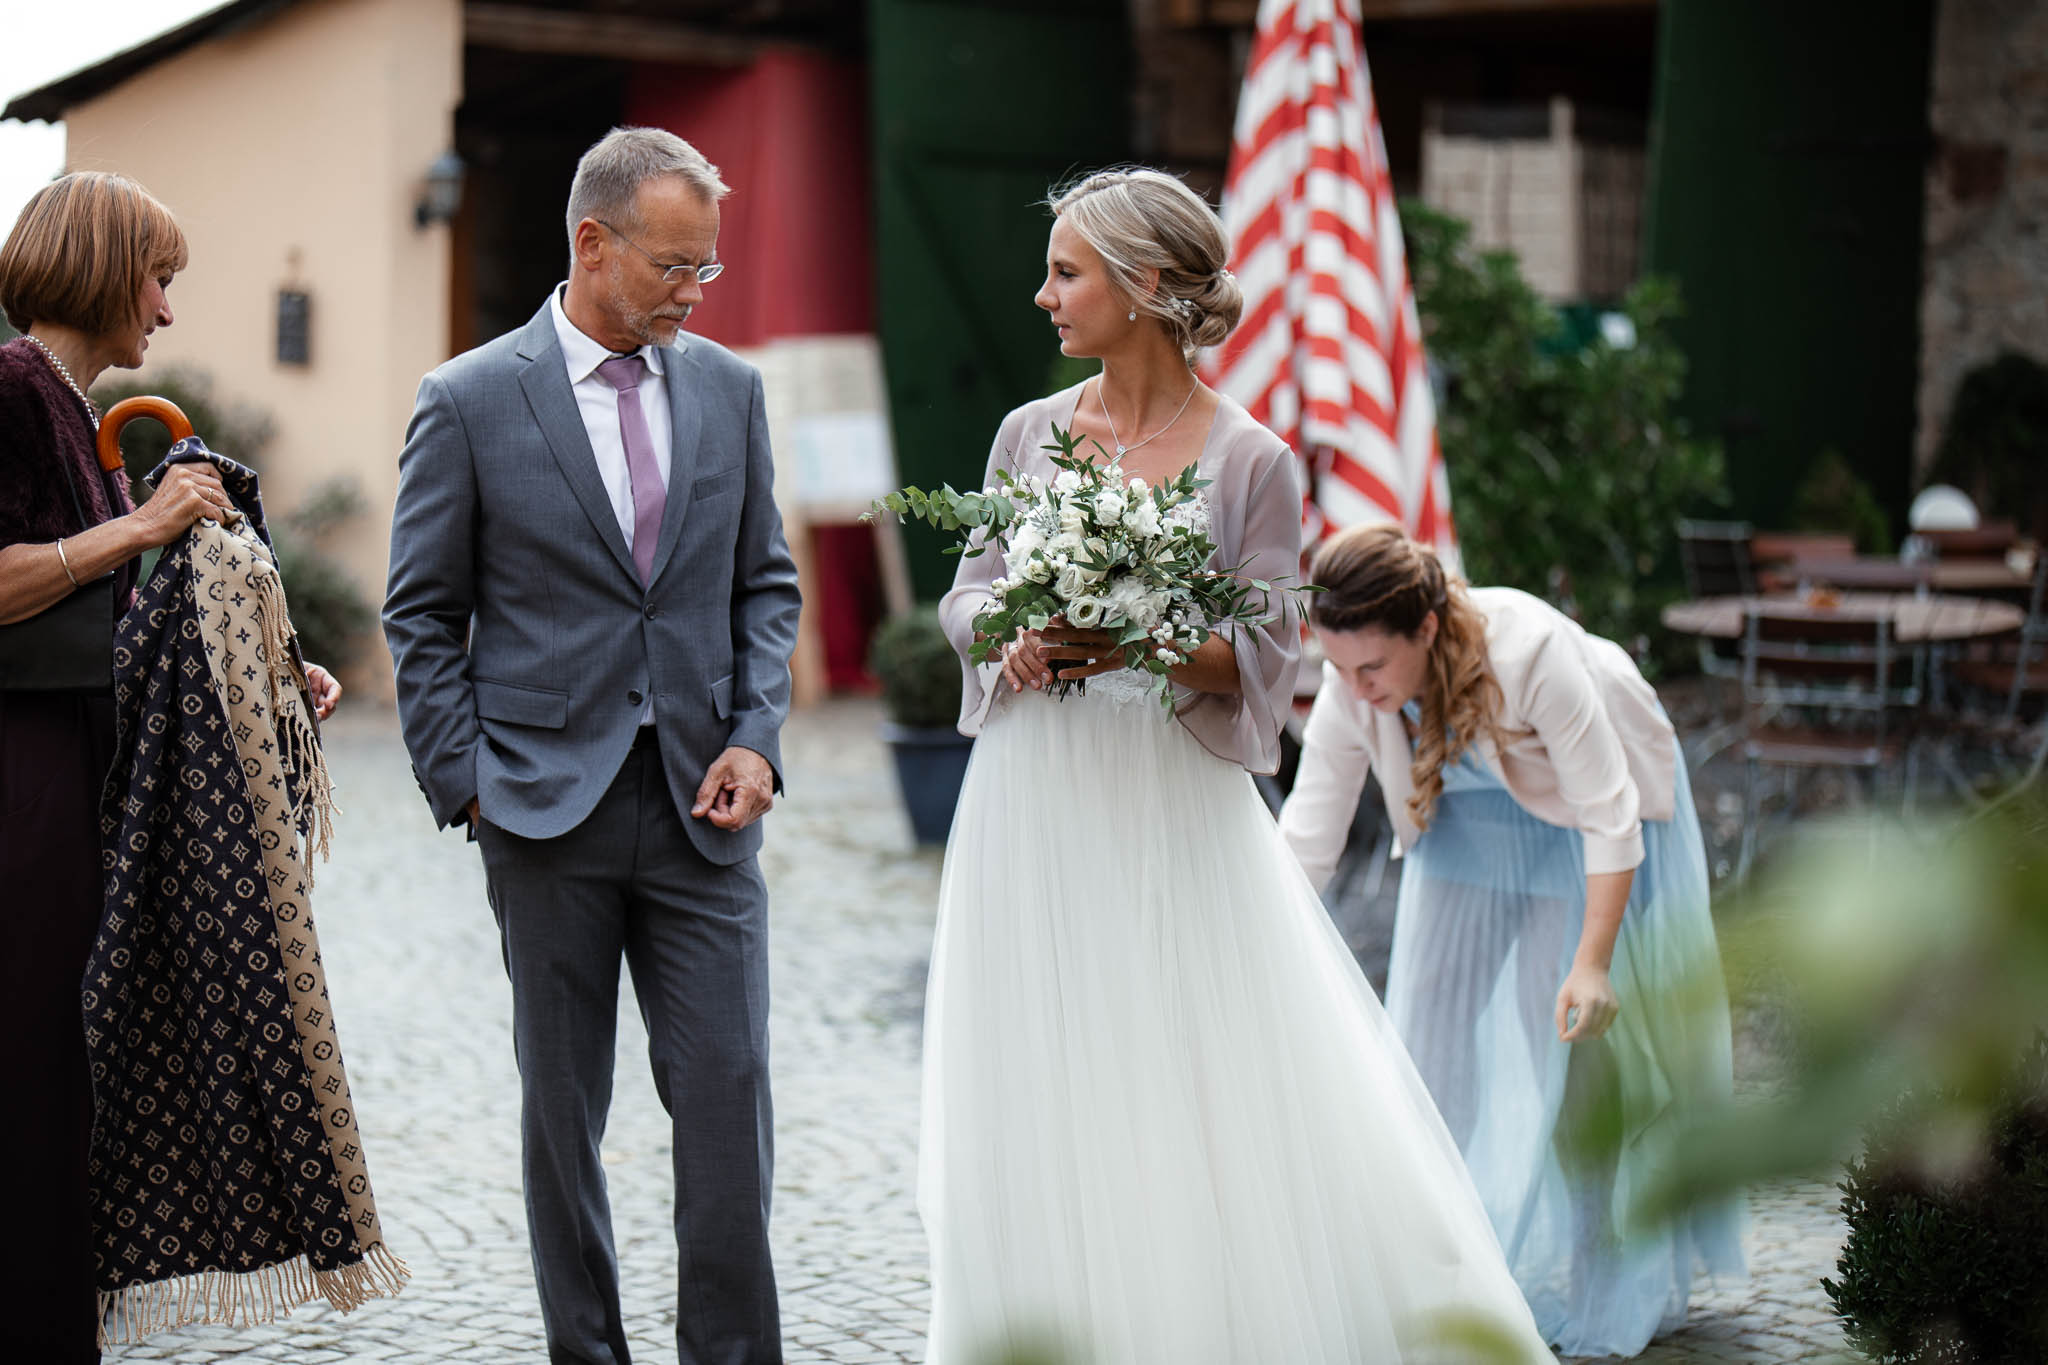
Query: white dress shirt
[
  {"left": 549, "top": 284, "right": 673, "bottom": 553},
  {"left": 550, "top": 285, "right": 672, "bottom": 726}
]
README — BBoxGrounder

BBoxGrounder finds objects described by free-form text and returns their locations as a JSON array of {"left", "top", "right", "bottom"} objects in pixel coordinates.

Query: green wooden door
[
  {"left": 871, "top": 0, "right": 1130, "bottom": 598},
  {"left": 1644, "top": 0, "right": 1934, "bottom": 532}
]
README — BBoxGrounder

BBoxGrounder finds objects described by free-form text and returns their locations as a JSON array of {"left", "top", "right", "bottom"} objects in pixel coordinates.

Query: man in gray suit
[{"left": 384, "top": 127, "right": 800, "bottom": 1365}]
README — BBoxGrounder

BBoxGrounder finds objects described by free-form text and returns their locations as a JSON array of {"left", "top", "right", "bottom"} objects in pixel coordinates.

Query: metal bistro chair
[
  {"left": 1736, "top": 606, "right": 1923, "bottom": 881},
  {"left": 1954, "top": 550, "right": 2048, "bottom": 727},
  {"left": 1677, "top": 519, "right": 1756, "bottom": 681}
]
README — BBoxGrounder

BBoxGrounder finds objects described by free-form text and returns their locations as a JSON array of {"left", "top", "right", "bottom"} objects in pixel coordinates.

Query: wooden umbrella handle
[{"left": 95, "top": 396, "right": 195, "bottom": 473}]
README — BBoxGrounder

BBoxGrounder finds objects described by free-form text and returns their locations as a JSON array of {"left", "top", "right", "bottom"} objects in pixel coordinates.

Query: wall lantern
[{"left": 414, "top": 150, "right": 465, "bottom": 229}]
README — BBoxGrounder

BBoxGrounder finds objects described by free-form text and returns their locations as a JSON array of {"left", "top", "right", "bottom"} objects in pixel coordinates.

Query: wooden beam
[
  {"left": 463, "top": 3, "right": 763, "bottom": 66},
  {"left": 1356, "top": 0, "right": 1654, "bottom": 16}
]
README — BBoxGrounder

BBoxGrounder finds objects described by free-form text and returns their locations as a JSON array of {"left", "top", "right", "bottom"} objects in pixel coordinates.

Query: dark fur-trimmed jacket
[{"left": 0, "top": 338, "right": 132, "bottom": 555}]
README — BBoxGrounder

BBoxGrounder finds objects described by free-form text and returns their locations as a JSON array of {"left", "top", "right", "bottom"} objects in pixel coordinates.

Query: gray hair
[
  {"left": 565, "top": 126, "right": 730, "bottom": 246},
  {"left": 1049, "top": 166, "right": 1243, "bottom": 366}
]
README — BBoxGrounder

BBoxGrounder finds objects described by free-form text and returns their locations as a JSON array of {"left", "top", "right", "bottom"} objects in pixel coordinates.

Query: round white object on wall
[{"left": 1908, "top": 483, "right": 1979, "bottom": 531}]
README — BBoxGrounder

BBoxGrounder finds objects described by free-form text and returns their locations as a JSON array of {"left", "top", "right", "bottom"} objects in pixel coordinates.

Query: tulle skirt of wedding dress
[
  {"left": 919, "top": 676, "right": 1555, "bottom": 1365},
  {"left": 1389, "top": 740, "right": 1747, "bottom": 1359}
]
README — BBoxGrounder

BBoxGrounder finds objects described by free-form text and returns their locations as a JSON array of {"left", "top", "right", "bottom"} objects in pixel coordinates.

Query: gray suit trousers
[{"left": 478, "top": 734, "right": 779, "bottom": 1365}]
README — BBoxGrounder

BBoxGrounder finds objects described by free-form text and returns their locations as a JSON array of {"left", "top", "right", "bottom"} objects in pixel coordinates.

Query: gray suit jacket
[{"left": 383, "top": 300, "right": 802, "bottom": 864}]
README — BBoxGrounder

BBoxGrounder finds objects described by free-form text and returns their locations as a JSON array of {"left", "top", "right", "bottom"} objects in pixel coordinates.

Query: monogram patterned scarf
[{"left": 87, "top": 444, "right": 406, "bottom": 1344}]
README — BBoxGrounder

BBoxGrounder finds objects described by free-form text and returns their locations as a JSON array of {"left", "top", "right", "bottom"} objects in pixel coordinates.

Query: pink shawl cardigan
[{"left": 1281, "top": 586, "right": 1679, "bottom": 887}]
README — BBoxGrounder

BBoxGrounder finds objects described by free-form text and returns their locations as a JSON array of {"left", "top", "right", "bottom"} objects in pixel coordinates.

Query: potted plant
[{"left": 868, "top": 607, "right": 974, "bottom": 845}]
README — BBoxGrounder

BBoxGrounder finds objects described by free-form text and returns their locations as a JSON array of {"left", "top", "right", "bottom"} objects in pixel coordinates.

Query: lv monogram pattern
[{"left": 87, "top": 447, "right": 402, "bottom": 1336}]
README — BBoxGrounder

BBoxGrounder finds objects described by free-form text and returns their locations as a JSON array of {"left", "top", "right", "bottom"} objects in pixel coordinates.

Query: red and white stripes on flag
[{"left": 1202, "top": 0, "right": 1455, "bottom": 561}]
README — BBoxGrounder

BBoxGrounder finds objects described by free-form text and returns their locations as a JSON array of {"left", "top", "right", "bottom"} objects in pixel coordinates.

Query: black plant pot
[{"left": 881, "top": 722, "right": 975, "bottom": 846}]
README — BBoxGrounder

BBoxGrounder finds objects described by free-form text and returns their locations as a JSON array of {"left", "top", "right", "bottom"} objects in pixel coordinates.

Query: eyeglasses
[{"left": 596, "top": 220, "right": 726, "bottom": 286}]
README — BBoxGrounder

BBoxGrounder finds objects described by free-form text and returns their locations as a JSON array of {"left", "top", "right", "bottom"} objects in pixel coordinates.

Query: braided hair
[{"left": 1309, "top": 524, "right": 1505, "bottom": 831}]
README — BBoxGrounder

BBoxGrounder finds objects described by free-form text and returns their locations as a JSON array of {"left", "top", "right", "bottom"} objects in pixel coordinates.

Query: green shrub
[
  {"left": 273, "top": 478, "right": 375, "bottom": 669},
  {"left": 1929, "top": 350, "right": 2048, "bottom": 544},
  {"left": 1400, "top": 201, "right": 1728, "bottom": 675},
  {"left": 1794, "top": 448, "right": 1894, "bottom": 555},
  {"left": 868, "top": 607, "right": 963, "bottom": 730},
  {"left": 1823, "top": 1032, "right": 2048, "bottom": 1363}
]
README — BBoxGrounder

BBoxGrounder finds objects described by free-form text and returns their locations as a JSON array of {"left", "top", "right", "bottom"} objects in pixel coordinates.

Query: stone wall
[{"left": 1916, "top": 0, "right": 2048, "bottom": 470}]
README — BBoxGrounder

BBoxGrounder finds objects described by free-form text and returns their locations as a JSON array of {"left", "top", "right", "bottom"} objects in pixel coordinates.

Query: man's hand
[
  {"left": 465, "top": 797, "right": 480, "bottom": 828},
  {"left": 302, "top": 662, "right": 343, "bottom": 721},
  {"left": 693, "top": 746, "right": 776, "bottom": 831}
]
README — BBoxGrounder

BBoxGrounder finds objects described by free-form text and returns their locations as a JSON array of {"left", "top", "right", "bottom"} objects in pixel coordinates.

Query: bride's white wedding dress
[{"left": 919, "top": 668, "right": 1557, "bottom": 1365}]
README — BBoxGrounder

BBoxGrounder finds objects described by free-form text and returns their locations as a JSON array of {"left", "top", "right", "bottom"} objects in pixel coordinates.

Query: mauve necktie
[{"left": 596, "top": 353, "right": 665, "bottom": 585}]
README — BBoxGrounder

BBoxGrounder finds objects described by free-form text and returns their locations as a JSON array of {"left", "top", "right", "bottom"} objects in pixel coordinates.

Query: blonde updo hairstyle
[
  {"left": 1049, "top": 167, "right": 1243, "bottom": 367},
  {"left": 1309, "top": 524, "right": 1507, "bottom": 831}
]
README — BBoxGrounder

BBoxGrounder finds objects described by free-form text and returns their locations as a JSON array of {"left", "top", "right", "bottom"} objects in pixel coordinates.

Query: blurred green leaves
[{"left": 1647, "top": 790, "right": 2048, "bottom": 1226}]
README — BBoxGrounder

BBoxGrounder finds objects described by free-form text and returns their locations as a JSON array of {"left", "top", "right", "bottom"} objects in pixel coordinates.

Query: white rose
[
  {"left": 1052, "top": 468, "right": 1083, "bottom": 495},
  {"left": 1091, "top": 487, "right": 1126, "bottom": 523},
  {"left": 1022, "top": 555, "right": 1054, "bottom": 584},
  {"left": 1128, "top": 477, "right": 1149, "bottom": 497},
  {"left": 1067, "top": 595, "right": 1108, "bottom": 630},
  {"left": 1055, "top": 564, "right": 1089, "bottom": 601},
  {"left": 1058, "top": 499, "right": 1089, "bottom": 536},
  {"left": 1048, "top": 531, "right": 1084, "bottom": 557}
]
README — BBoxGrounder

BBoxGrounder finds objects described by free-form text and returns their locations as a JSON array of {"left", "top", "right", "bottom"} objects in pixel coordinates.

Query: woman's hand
[
  {"left": 303, "top": 662, "right": 342, "bottom": 721},
  {"left": 1555, "top": 964, "right": 1619, "bottom": 1043},
  {"left": 999, "top": 628, "right": 1053, "bottom": 693},
  {"left": 127, "top": 461, "right": 231, "bottom": 547},
  {"left": 1037, "top": 622, "right": 1125, "bottom": 681}
]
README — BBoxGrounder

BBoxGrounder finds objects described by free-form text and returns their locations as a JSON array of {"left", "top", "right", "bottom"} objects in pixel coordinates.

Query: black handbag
[{"left": 0, "top": 449, "right": 118, "bottom": 693}]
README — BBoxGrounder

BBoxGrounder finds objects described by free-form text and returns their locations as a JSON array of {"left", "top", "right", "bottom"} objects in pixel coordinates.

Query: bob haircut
[{"left": 0, "top": 171, "right": 189, "bottom": 335}]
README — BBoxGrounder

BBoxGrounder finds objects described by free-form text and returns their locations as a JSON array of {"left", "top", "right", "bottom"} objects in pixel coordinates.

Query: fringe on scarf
[
  {"left": 96, "top": 1241, "right": 410, "bottom": 1349},
  {"left": 248, "top": 518, "right": 338, "bottom": 867}
]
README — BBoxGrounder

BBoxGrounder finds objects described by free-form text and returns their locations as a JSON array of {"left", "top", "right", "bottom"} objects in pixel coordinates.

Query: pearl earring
[{"left": 1128, "top": 309, "right": 1137, "bottom": 322}]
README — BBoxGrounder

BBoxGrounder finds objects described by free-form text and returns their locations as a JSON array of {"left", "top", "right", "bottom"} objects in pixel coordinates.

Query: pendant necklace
[
  {"left": 1099, "top": 375, "right": 1197, "bottom": 460},
  {"left": 21, "top": 334, "right": 101, "bottom": 429}
]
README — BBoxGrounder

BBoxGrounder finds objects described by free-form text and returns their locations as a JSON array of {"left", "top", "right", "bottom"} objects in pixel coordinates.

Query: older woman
[{"left": 0, "top": 171, "right": 338, "bottom": 1362}]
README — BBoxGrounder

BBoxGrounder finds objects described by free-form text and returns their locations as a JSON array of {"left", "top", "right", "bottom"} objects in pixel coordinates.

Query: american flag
[{"left": 1201, "top": 0, "right": 1455, "bottom": 561}]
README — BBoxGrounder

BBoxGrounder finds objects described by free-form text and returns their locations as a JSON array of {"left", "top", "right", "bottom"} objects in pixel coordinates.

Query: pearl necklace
[
  {"left": 1099, "top": 375, "right": 1197, "bottom": 460},
  {"left": 21, "top": 333, "right": 100, "bottom": 429}
]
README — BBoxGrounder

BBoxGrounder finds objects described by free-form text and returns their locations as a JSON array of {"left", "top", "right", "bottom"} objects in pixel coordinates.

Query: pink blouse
[
  {"left": 938, "top": 382, "right": 1305, "bottom": 776},
  {"left": 1280, "top": 586, "right": 1680, "bottom": 888}
]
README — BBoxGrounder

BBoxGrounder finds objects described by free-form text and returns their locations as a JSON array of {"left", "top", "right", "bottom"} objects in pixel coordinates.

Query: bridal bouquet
[{"left": 868, "top": 423, "right": 1305, "bottom": 711}]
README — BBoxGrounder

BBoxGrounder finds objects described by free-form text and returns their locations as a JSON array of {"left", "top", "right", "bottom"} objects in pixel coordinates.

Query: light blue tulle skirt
[{"left": 1388, "top": 735, "right": 1747, "bottom": 1359}]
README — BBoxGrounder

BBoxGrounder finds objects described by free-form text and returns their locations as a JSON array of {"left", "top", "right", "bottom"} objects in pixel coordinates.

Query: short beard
[{"left": 605, "top": 265, "right": 691, "bottom": 347}]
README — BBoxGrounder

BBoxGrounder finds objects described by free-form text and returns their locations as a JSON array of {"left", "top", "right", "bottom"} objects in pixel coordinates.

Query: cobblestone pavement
[{"left": 113, "top": 702, "right": 1853, "bottom": 1364}]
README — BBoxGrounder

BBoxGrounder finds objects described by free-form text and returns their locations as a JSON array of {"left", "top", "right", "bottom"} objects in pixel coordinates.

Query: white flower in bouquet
[
  {"left": 1077, "top": 536, "right": 1113, "bottom": 582},
  {"left": 1123, "top": 498, "right": 1163, "bottom": 539},
  {"left": 1108, "top": 577, "right": 1168, "bottom": 630},
  {"left": 1008, "top": 521, "right": 1046, "bottom": 566},
  {"left": 866, "top": 420, "right": 1318, "bottom": 713},
  {"left": 1066, "top": 595, "right": 1109, "bottom": 630}
]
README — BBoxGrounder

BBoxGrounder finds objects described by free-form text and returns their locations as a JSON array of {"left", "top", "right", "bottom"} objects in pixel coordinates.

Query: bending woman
[{"left": 1280, "top": 523, "right": 1746, "bottom": 1359}]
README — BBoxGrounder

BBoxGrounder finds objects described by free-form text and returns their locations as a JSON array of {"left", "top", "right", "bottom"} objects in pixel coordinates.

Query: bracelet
[{"left": 55, "top": 536, "right": 80, "bottom": 586}]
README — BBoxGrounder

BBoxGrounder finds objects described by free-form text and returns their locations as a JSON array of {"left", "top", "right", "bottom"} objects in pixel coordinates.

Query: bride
[{"left": 919, "top": 166, "right": 1556, "bottom": 1365}]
